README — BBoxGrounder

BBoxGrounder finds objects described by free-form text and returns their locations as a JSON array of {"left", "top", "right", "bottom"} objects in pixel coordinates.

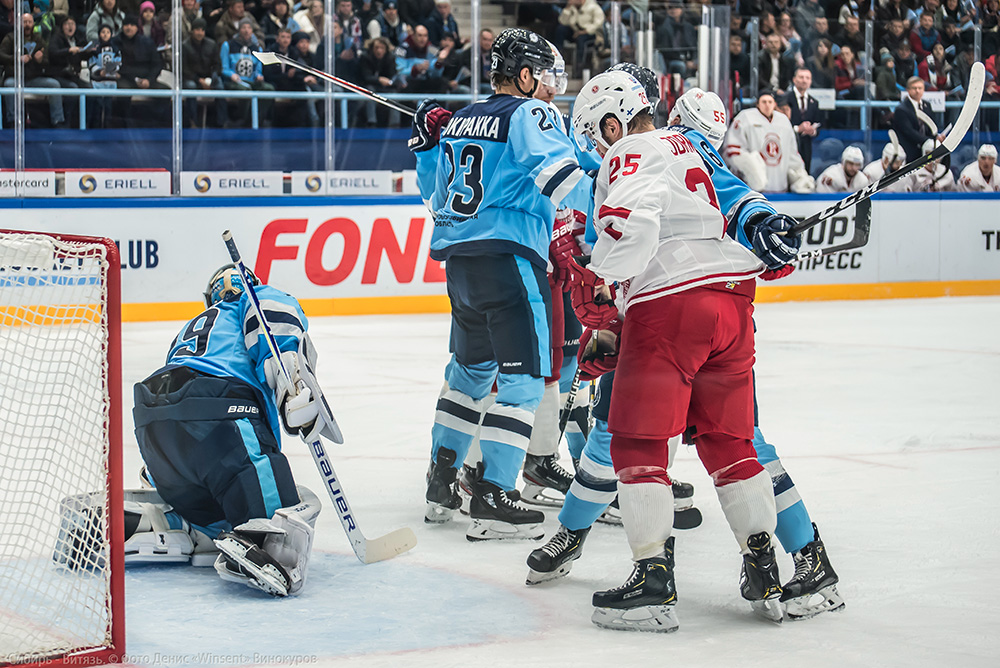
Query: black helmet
[
  {"left": 491, "top": 28, "right": 554, "bottom": 95},
  {"left": 607, "top": 62, "right": 660, "bottom": 104}
]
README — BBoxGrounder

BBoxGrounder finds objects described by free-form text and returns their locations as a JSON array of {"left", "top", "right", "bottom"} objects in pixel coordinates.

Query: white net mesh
[{"left": 0, "top": 232, "right": 116, "bottom": 664}]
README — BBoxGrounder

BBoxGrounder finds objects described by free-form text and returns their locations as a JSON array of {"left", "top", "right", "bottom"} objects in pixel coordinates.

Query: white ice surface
[{"left": 117, "top": 297, "right": 1000, "bottom": 668}]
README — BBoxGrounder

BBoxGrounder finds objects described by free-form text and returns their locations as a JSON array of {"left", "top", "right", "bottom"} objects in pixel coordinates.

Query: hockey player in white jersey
[
  {"left": 863, "top": 141, "right": 914, "bottom": 192},
  {"left": 723, "top": 91, "right": 815, "bottom": 194},
  {"left": 569, "top": 71, "right": 780, "bottom": 633},
  {"left": 957, "top": 144, "right": 1000, "bottom": 192},
  {"left": 817, "top": 146, "right": 871, "bottom": 193},
  {"left": 912, "top": 138, "right": 956, "bottom": 192}
]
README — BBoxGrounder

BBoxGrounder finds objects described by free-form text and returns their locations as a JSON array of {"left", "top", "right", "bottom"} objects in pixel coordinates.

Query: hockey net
[{"left": 0, "top": 230, "right": 124, "bottom": 667}]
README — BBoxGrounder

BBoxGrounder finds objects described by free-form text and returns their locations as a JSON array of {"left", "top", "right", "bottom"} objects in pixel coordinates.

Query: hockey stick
[
  {"left": 252, "top": 51, "right": 416, "bottom": 117},
  {"left": 789, "top": 61, "right": 985, "bottom": 249},
  {"left": 222, "top": 231, "right": 417, "bottom": 564},
  {"left": 556, "top": 367, "right": 583, "bottom": 443}
]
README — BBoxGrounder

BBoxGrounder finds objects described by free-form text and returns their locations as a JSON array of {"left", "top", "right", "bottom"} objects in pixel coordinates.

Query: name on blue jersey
[{"left": 443, "top": 114, "right": 504, "bottom": 141}]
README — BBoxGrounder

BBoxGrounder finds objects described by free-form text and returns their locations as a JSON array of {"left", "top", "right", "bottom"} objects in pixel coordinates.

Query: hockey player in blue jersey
[
  {"left": 130, "top": 265, "right": 335, "bottom": 596},
  {"left": 410, "top": 27, "right": 591, "bottom": 541},
  {"left": 529, "top": 66, "right": 843, "bottom": 621}
]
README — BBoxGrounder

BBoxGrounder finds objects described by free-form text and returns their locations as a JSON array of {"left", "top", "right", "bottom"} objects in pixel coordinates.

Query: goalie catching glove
[
  {"left": 568, "top": 255, "right": 618, "bottom": 329},
  {"left": 264, "top": 333, "right": 343, "bottom": 444},
  {"left": 577, "top": 319, "right": 623, "bottom": 381}
]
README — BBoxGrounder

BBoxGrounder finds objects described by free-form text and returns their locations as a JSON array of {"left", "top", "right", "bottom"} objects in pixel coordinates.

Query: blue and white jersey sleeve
[
  {"left": 675, "top": 126, "right": 777, "bottom": 250},
  {"left": 509, "top": 100, "right": 589, "bottom": 210},
  {"left": 241, "top": 285, "right": 308, "bottom": 385},
  {"left": 414, "top": 144, "right": 440, "bottom": 208}
]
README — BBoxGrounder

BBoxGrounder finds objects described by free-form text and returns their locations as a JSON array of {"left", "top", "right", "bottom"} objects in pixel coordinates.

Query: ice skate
[
  {"left": 467, "top": 464, "right": 544, "bottom": 541},
  {"left": 425, "top": 448, "right": 462, "bottom": 524},
  {"left": 214, "top": 532, "right": 290, "bottom": 597},
  {"left": 520, "top": 454, "right": 574, "bottom": 507},
  {"left": 596, "top": 496, "right": 622, "bottom": 526},
  {"left": 526, "top": 525, "right": 590, "bottom": 584},
  {"left": 740, "top": 531, "right": 784, "bottom": 623},
  {"left": 780, "top": 524, "right": 845, "bottom": 620},
  {"left": 457, "top": 463, "right": 476, "bottom": 516},
  {"left": 592, "top": 537, "right": 679, "bottom": 633},
  {"left": 671, "top": 480, "right": 702, "bottom": 529}
]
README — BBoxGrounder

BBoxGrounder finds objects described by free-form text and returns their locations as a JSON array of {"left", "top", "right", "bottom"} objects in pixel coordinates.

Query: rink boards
[{"left": 0, "top": 193, "right": 997, "bottom": 321}]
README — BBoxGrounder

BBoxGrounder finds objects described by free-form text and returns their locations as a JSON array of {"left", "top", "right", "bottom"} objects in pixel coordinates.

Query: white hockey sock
[
  {"left": 715, "top": 470, "right": 777, "bottom": 553},
  {"left": 617, "top": 481, "right": 674, "bottom": 561},
  {"left": 526, "top": 381, "right": 561, "bottom": 457},
  {"left": 464, "top": 392, "right": 496, "bottom": 468}
]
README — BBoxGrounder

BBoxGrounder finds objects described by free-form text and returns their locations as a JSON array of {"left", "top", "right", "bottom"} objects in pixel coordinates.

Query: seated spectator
[
  {"left": 32, "top": 0, "right": 57, "bottom": 40},
  {"left": 262, "top": 0, "right": 298, "bottom": 48},
  {"left": 431, "top": 31, "right": 465, "bottom": 91},
  {"left": 909, "top": 11, "right": 940, "bottom": 60},
  {"left": 219, "top": 16, "right": 273, "bottom": 125},
  {"left": 216, "top": 0, "right": 265, "bottom": 47},
  {"left": 877, "top": 0, "right": 908, "bottom": 30},
  {"left": 88, "top": 23, "right": 121, "bottom": 128},
  {"left": 806, "top": 37, "right": 836, "bottom": 88},
  {"left": 935, "top": 0, "right": 976, "bottom": 31},
  {"left": 919, "top": 42, "right": 954, "bottom": 90},
  {"left": 335, "top": 0, "right": 363, "bottom": 54},
  {"left": 759, "top": 33, "right": 794, "bottom": 95},
  {"left": 87, "top": 0, "right": 125, "bottom": 43},
  {"left": 0, "top": 12, "right": 67, "bottom": 127},
  {"left": 757, "top": 10, "right": 777, "bottom": 42},
  {"left": 836, "top": 0, "right": 867, "bottom": 27},
  {"left": 956, "top": 144, "right": 1000, "bottom": 191},
  {"left": 880, "top": 18, "right": 908, "bottom": 54},
  {"left": 138, "top": 1, "right": 165, "bottom": 47},
  {"left": 322, "top": 19, "right": 360, "bottom": 82},
  {"left": 114, "top": 14, "right": 167, "bottom": 125},
  {"left": 292, "top": 0, "right": 323, "bottom": 54},
  {"left": 654, "top": 2, "right": 696, "bottom": 76},
  {"left": 894, "top": 41, "right": 919, "bottom": 88},
  {"left": 730, "top": 32, "right": 750, "bottom": 89},
  {"left": 423, "top": 0, "right": 458, "bottom": 47},
  {"left": 168, "top": 0, "right": 204, "bottom": 46},
  {"left": 939, "top": 18, "right": 969, "bottom": 56},
  {"left": 367, "top": 0, "right": 407, "bottom": 47},
  {"left": 817, "top": 145, "right": 871, "bottom": 192},
  {"left": 911, "top": 138, "right": 955, "bottom": 190},
  {"left": 984, "top": 0, "right": 1000, "bottom": 56},
  {"left": 394, "top": 23, "right": 446, "bottom": 93},
  {"left": 47, "top": 15, "right": 92, "bottom": 90},
  {"left": 263, "top": 28, "right": 318, "bottom": 125},
  {"left": 834, "top": 43, "right": 865, "bottom": 98},
  {"left": 951, "top": 45, "right": 978, "bottom": 96},
  {"left": 359, "top": 35, "right": 397, "bottom": 126},
  {"left": 460, "top": 27, "right": 492, "bottom": 95},
  {"left": 181, "top": 17, "right": 226, "bottom": 127},
  {"left": 794, "top": 0, "right": 825, "bottom": 45},
  {"left": 730, "top": 13, "right": 747, "bottom": 46},
  {"left": 874, "top": 50, "right": 903, "bottom": 100},
  {"left": 398, "top": 0, "right": 434, "bottom": 32},
  {"left": 804, "top": 15, "right": 833, "bottom": 57},
  {"left": 906, "top": 0, "right": 942, "bottom": 31},
  {"left": 555, "top": 0, "right": 604, "bottom": 76},
  {"left": 776, "top": 11, "right": 803, "bottom": 64},
  {"left": 835, "top": 14, "right": 865, "bottom": 57}
]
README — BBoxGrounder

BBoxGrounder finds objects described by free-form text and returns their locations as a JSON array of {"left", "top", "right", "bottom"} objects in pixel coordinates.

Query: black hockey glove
[
  {"left": 751, "top": 213, "right": 802, "bottom": 269},
  {"left": 408, "top": 99, "right": 452, "bottom": 153}
]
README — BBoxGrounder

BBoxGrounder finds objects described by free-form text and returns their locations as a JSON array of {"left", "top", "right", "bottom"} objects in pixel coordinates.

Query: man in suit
[
  {"left": 786, "top": 67, "right": 821, "bottom": 173},
  {"left": 892, "top": 76, "right": 944, "bottom": 163},
  {"left": 758, "top": 33, "right": 794, "bottom": 95}
]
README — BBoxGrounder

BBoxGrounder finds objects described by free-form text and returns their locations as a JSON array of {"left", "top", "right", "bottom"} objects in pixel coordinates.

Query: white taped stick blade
[
  {"left": 0, "top": 234, "right": 56, "bottom": 269},
  {"left": 362, "top": 527, "right": 417, "bottom": 564},
  {"left": 943, "top": 62, "right": 985, "bottom": 152},
  {"left": 253, "top": 51, "right": 281, "bottom": 65}
]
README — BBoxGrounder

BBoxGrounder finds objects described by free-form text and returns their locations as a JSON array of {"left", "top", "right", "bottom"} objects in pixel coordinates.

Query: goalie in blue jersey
[
  {"left": 129, "top": 265, "right": 338, "bottom": 597},
  {"left": 529, "top": 64, "right": 844, "bottom": 622},
  {"left": 410, "top": 27, "right": 592, "bottom": 542}
]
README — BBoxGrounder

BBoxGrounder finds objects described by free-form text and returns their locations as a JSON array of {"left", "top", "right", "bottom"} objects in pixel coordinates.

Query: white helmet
[
  {"left": 882, "top": 142, "right": 905, "bottom": 164},
  {"left": 841, "top": 146, "right": 864, "bottom": 166},
  {"left": 979, "top": 143, "right": 998, "bottom": 159},
  {"left": 668, "top": 87, "right": 728, "bottom": 149},
  {"left": 572, "top": 71, "right": 653, "bottom": 152},
  {"left": 540, "top": 40, "right": 568, "bottom": 95}
]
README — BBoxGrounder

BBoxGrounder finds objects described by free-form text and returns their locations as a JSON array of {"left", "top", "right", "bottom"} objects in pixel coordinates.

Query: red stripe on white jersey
[
  {"left": 598, "top": 205, "right": 633, "bottom": 220},
  {"left": 603, "top": 225, "right": 623, "bottom": 240}
]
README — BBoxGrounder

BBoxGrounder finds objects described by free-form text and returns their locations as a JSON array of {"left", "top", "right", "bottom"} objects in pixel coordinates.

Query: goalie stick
[
  {"left": 222, "top": 230, "right": 417, "bottom": 565},
  {"left": 789, "top": 61, "right": 985, "bottom": 258},
  {"left": 252, "top": 51, "right": 416, "bottom": 117}
]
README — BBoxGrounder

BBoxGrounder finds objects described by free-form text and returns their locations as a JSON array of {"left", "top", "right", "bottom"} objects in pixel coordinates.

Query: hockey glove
[
  {"left": 549, "top": 209, "right": 586, "bottom": 287},
  {"left": 408, "top": 99, "right": 452, "bottom": 153},
  {"left": 577, "top": 320, "right": 622, "bottom": 381},
  {"left": 759, "top": 264, "right": 795, "bottom": 281},
  {"left": 750, "top": 213, "right": 802, "bottom": 269},
  {"left": 568, "top": 256, "right": 618, "bottom": 329},
  {"left": 263, "top": 337, "right": 343, "bottom": 444}
]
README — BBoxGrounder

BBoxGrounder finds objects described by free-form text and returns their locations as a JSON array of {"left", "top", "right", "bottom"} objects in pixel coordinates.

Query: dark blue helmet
[
  {"left": 607, "top": 62, "right": 660, "bottom": 104},
  {"left": 490, "top": 28, "right": 554, "bottom": 80}
]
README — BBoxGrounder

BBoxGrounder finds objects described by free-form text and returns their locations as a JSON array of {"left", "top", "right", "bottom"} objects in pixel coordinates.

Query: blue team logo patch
[
  {"left": 79, "top": 175, "right": 97, "bottom": 193},
  {"left": 194, "top": 174, "right": 212, "bottom": 193}
]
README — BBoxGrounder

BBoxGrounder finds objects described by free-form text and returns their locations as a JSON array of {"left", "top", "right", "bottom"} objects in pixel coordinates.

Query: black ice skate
[
  {"left": 457, "top": 462, "right": 476, "bottom": 516},
  {"left": 740, "top": 531, "right": 784, "bottom": 623},
  {"left": 596, "top": 496, "right": 622, "bottom": 525},
  {"left": 425, "top": 448, "right": 462, "bottom": 524},
  {"left": 592, "top": 537, "right": 679, "bottom": 633},
  {"left": 526, "top": 525, "right": 591, "bottom": 584},
  {"left": 214, "top": 532, "right": 290, "bottom": 597},
  {"left": 520, "top": 454, "right": 574, "bottom": 507},
  {"left": 671, "top": 480, "right": 703, "bottom": 530},
  {"left": 780, "top": 523, "right": 845, "bottom": 620},
  {"left": 467, "top": 464, "right": 544, "bottom": 541}
]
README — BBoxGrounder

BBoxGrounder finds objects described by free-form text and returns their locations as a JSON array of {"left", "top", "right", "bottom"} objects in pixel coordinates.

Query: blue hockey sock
[{"left": 752, "top": 427, "right": 815, "bottom": 554}]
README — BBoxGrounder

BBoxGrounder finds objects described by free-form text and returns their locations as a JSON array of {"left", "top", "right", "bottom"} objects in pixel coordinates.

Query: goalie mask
[
  {"left": 572, "top": 71, "right": 653, "bottom": 153},
  {"left": 668, "top": 88, "right": 728, "bottom": 150},
  {"left": 204, "top": 264, "right": 259, "bottom": 307}
]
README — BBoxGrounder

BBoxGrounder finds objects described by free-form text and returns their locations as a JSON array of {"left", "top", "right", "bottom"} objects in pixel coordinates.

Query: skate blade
[
  {"left": 592, "top": 605, "right": 679, "bottom": 633},
  {"left": 520, "top": 482, "right": 567, "bottom": 508},
  {"left": 525, "top": 561, "right": 574, "bottom": 585},
  {"left": 750, "top": 597, "right": 784, "bottom": 624},
  {"left": 424, "top": 501, "right": 456, "bottom": 524},
  {"left": 783, "top": 584, "right": 846, "bottom": 621},
  {"left": 215, "top": 536, "right": 288, "bottom": 597},
  {"left": 458, "top": 485, "right": 472, "bottom": 516},
  {"left": 673, "top": 507, "right": 702, "bottom": 530},
  {"left": 596, "top": 507, "right": 623, "bottom": 526},
  {"left": 466, "top": 519, "right": 544, "bottom": 542}
]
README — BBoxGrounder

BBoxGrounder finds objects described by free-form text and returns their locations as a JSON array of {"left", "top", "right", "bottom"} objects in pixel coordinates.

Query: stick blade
[
  {"left": 943, "top": 61, "right": 985, "bottom": 152},
  {"left": 252, "top": 50, "right": 281, "bottom": 65},
  {"left": 361, "top": 527, "right": 418, "bottom": 564}
]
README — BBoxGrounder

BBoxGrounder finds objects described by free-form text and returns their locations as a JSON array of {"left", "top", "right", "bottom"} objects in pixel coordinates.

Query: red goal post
[{"left": 0, "top": 230, "right": 124, "bottom": 667}]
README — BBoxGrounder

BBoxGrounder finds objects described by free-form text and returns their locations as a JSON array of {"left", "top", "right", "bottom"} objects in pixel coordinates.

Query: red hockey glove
[
  {"left": 759, "top": 264, "right": 795, "bottom": 281},
  {"left": 549, "top": 210, "right": 584, "bottom": 287},
  {"left": 577, "top": 319, "right": 623, "bottom": 381},
  {"left": 568, "top": 256, "right": 618, "bottom": 329}
]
